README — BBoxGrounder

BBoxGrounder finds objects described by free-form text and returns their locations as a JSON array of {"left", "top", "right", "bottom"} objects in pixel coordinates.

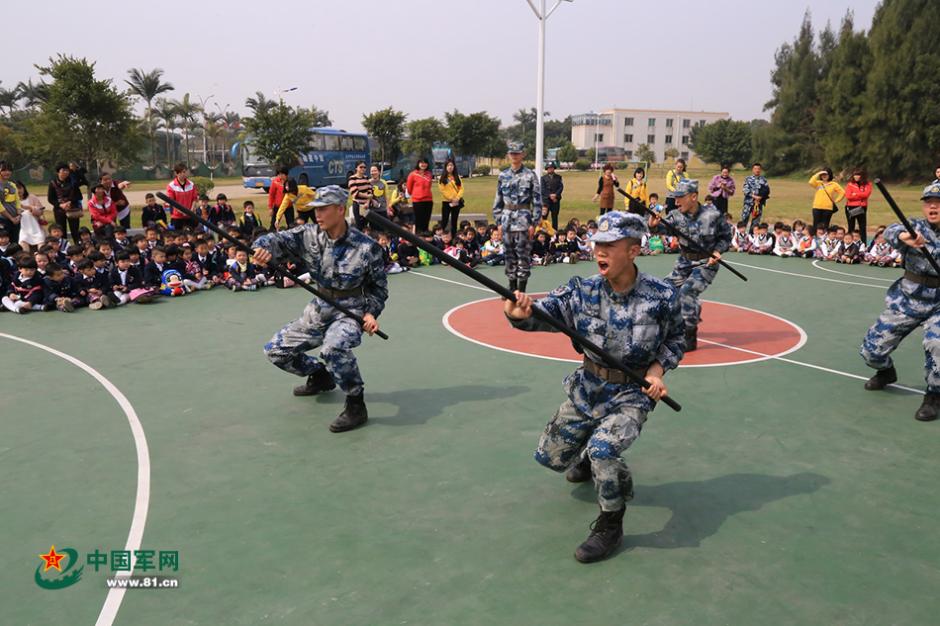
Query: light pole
[
  {"left": 195, "top": 93, "right": 215, "bottom": 165},
  {"left": 525, "top": 0, "right": 572, "bottom": 176},
  {"left": 275, "top": 86, "right": 299, "bottom": 103}
]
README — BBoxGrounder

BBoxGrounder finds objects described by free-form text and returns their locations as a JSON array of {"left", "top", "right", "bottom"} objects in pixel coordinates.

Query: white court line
[
  {"left": 810, "top": 259, "right": 896, "bottom": 283},
  {"left": 725, "top": 259, "right": 887, "bottom": 289},
  {"left": 412, "top": 271, "right": 924, "bottom": 394},
  {"left": 407, "top": 269, "right": 492, "bottom": 292},
  {"left": 0, "top": 333, "right": 150, "bottom": 626}
]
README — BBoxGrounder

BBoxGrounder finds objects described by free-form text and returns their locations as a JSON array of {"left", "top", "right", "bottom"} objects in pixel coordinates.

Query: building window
[
  {"left": 681, "top": 151, "right": 689, "bottom": 159},
  {"left": 681, "top": 135, "right": 689, "bottom": 145},
  {"left": 665, "top": 135, "right": 673, "bottom": 145},
  {"left": 623, "top": 133, "right": 633, "bottom": 143},
  {"left": 666, "top": 119, "right": 674, "bottom": 128},
  {"left": 625, "top": 150, "right": 633, "bottom": 159},
  {"left": 682, "top": 119, "right": 690, "bottom": 128},
  {"left": 647, "top": 118, "right": 656, "bottom": 127},
  {"left": 647, "top": 134, "right": 655, "bottom": 144},
  {"left": 699, "top": 119, "right": 706, "bottom": 127},
  {"left": 594, "top": 133, "right": 604, "bottom": 143},
  {"left": 624, "top": 117, "right": 634, "bottom": 126}
]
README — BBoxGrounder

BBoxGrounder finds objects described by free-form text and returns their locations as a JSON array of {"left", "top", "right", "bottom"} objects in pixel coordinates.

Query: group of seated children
[{"left": 729, "top": 220, "right": 901, "bottom": 266}]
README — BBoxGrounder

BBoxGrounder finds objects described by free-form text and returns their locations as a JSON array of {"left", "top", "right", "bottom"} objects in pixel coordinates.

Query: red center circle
[{"left": 443, "top": 296, "right": 805, "bottom": 367}]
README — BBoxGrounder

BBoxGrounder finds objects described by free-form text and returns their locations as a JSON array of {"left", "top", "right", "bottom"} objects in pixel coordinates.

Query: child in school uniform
[
  {"left": 731, "top": 221, "right": 750, "bottom": 252},
  {"left": 109, "top": 251, "right": 155, "bottom": 304},
  {"left": 226, "top": 249, "right": 262, "bottom": 291},
  {"left": 865, "top": 232, "right": 900, "bottom": 267},
  {"left": 837, "top": 232, "right": 861, "bottom": 264},
  {"left": 748, "top": 223, "right": 773, "bottom": 255},
  {"left": 773, "top": 225, "right": 797, "bottom": 257},
  {"left": 43, "top": 263, "right": 80, "bottom": 312},
  {"left": 239, "top": 201, "right": 261, "bottom": 238},
  {"left": 2, "top": 256, "right": 45, "bottom": 313}
]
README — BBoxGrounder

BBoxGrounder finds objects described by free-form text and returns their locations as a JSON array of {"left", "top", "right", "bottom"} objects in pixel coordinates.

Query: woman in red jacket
[
  {"left": 88, "top": 183, "right": 117, "bottom": 240},
  {"left": 844, "top": 168, "right": 873, "bottom": 243},
  {"left": 406, "top": 158, "right": 434, "bottom": 233}
]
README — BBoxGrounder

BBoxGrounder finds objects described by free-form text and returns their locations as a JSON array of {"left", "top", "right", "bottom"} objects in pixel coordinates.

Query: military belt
[
  {"left": 582, "top": 357, "right": 643, "bottom": 385},
  {"left": 680, "top": 250, "right": 712, "bottom": 262},
  {"left": 504, "top": 203, "right": 532, "bottom": 210},
  {"left": 316, "top": 283, "right": 364, "bottom": 299},
  {"left": 903, "top": 271, "right": 940, "bottom": 288}
]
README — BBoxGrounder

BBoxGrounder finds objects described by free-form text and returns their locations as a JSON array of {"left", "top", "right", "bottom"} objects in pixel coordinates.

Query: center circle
[{"left": 443, "top": 296, "right": 806, "bottom": 368}]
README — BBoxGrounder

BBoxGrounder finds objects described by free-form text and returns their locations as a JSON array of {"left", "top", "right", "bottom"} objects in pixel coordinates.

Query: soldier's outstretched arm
[
  {"left": 253, "top": 227, "right": 308, "bottom": 267},
  {"left": 505, "top": 278, "right": 577, "bottom": 333}
]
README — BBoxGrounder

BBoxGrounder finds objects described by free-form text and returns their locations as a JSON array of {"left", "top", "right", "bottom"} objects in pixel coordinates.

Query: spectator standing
[
  {"left": 406, "top": 158, "right": 434, "bottom": 233},
  {"left": 268, "top": 166, "right": 290, "bottom": 230},
  {"left": 664, "top": 158, "right": 688, "bottom": 212},
  {"left": 438, "top": 159, "right": 464, "bottom": 237},
  {"left": 166, "top": 163, "right": 198, "bottom": 230},
  {"left": 707, "top": 164, "right": 736, "bottom": 215},
  {"left": 623, "top": 166, "right": 648, "bottom": 214},
  {"left": 809, "top": 168, "right": 845, "bottom": 233},
  {"left": 347, "top": 161, "right": 373, "bottom": 230},
  {"left": 741, "top": 162, "right": 770, "bottom": 234},
  {"left": 68, "top": 161, "right": 89, "bottom": 209},
  {"left": 369, "top": 165, "right": 399, "bottom": 220},
  {"left": 844, "top": 168, "right": 873, "bottom": 243},
  {"left": 48, "top": 162, "right": 83, "bottom": 243},
  {"left": 88, "top": 184, "right": 118, "bottom": 240},
  {"left": 592, "top": 163, "right": 619, "bottom": 216},
  {"left": 16, "top": 180, "right": 45, "bottom": 252},
  {"left": 99, "top": 172, "right": 131, "bottom": 228},
  {"left": 540, "top": 161, "right": 564, "bottom": 230},
  {"left": 0, "top": 161, "right": 20, "bottom": 242}
]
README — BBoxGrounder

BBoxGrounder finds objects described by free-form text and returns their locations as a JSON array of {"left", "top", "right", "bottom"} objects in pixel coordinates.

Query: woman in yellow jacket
[
  {"left": 809, "top": 168, "right": 845, "bottom": 232},
  {"left": 623, "top": 166, "right": 649, "bottom": 212},
  {"left": 276, "top": 178, "right": 317, "bottom": 229},
  {"left": 438, "top": 158, "right": 464, "bottom": 237}
]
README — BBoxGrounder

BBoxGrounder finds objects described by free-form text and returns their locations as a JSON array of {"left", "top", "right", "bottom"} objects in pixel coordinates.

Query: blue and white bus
[{"left": 240, "top": 128, "right": 371, "bottom": 191}]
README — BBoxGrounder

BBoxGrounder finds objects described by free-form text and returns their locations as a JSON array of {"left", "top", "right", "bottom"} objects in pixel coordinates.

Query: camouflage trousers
[
  {"left": 860, "top": 279, "right": 940, "bottom": 393},
  {"left": 741, "top": 203, "right": 762, "bottom": 233},
  {"left": 535, "top": 399, "right": 646, "bottom": 512},
  {"left": 263, "top": 299, "right": 364, "bottom": 395},
  {"left": 666, "top": 261, "right": 718, "bottom": 328},
  {"left": 503, "top": 230, "right": 533, "bottom": 280}
]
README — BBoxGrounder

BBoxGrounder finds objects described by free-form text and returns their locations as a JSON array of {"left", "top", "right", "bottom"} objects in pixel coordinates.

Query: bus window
[
  {"left": 322, "top": 134, "right": 340, "bottom": 151},
  {"left": 307, "top": 134, "right": 326, "bottom": 151},
  {"left": 352, "top": 136, "right": 368, "bottom": 152},
  {"left": 339, "top": 136, "right": 355, "bottom": 151}
]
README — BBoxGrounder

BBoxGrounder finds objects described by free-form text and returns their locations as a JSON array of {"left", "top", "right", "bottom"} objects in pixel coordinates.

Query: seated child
[
  {"left": 2, "top": 256, "right": 44, "bottom": 314},
  {"left": 773, "top": 225, "right": 797, "bottom": 257},
  {"left": 226, "top": 249, "right": 262, "bottom": 291},
  {"left": 748, "top": 223, "right": 773, "bottom": 255},
  {"left": 731, "top": 220, "right": 750, "bottom": 252},
  {"left": 837, "top": 233, "right": 861, "bottom": 264}
]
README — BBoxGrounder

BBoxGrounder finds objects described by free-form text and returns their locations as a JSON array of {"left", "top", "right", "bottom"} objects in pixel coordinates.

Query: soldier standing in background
[
  {"left": 540, "top": 161, "right": 564, "bottom": 231},
  {"left": 493, "top": 143, "right": 541, "bottom": 293}
]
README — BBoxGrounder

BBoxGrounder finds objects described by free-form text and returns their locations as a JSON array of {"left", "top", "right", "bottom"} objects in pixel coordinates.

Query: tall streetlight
[
  {"left": 525, "top": 0, "right": 572, "bottom": 176},
  {"left": 195, "top": 93, "right": 215, "bottom": 164}
]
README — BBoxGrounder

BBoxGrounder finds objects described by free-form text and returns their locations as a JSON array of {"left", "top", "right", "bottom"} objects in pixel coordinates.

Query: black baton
[
  {"left": 873, "top": 179, "right": 940, "bottom": 277},
  {"left": 616, "top": 188, "right": 747, "bottom": 282},
  {"left": 156, "top": 192, "right": 389, "bottom": 340},
  {"left": 365, "top": 209, "right": 682, "bottom": 412}
]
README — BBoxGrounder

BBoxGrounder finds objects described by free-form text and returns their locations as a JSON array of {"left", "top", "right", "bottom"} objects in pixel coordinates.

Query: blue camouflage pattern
[
  {"left": 493, "top": 165, "right": 542, "bottom": 232},
  {"left": 661, "top": 202, "right": 733, "bottom": 327},
  {"left": 256, "top": 223, "right": 388, "bottom": 394},
  {"left": 741, "top": 174, "right": 769, "bottom": 230},
  {"left": 860, "top": 220, "right": 940, "bottom": 392},
  {"left": 510, "top": 272, "right": 684, "bottom": 511},
  {"left": 504, "top": 230, "right": 532, "bottom": 280}
]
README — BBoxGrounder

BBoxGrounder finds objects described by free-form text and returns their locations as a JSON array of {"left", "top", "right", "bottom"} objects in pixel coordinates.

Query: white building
[{"left": 571, "top": 108, "right": 730, "bottom": 164}]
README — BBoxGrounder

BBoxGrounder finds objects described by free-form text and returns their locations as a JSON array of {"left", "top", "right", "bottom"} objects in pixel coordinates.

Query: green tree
[
  {"left": 636, "top": 144, "right": 655, "bottom": 164},
  {"left": 125, "top": 68, "right": 174, "bottom": 168},
  {"left": 153, "top": 98, "right": 179, "bottom": 166},
  {"left": 688, "top": 119, "right": 753, "bottom": 166},
  {"left": 404, "top": 117, "right": 446, "bottom": 160},
  {"left": 15, "top": 80, "right": 48, "bottom": 109},
  {"left": 861, "top": 0, "right": 940, "bottom": 179},
  {"left": 445, "top": 110, "right": 501, "bottom": 157},
  {"left": 244, "top": 100, "right": 315, "bottom": 168},
  {"left": 362, "top": 107, "right": 407, "bottom": 166},
  {"left": 23, "top": 55, "right": 143, "bottom": 172},
  {"left": 302, "top": 106, "right": 331, "bottom": 128},
  {"left": 0, "top": 82, "right": 19, "bottom": 117},
  {"left": 171, "top": 93, "right": 202, "bottom": 165},
  {"left": 556, "top": 141, "right": 577, "bottom": 164}
]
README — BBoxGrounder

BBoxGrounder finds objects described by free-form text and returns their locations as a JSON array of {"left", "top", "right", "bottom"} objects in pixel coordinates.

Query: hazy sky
[{"left": 3, "top": 0, "right": 878, "bottom": 132}]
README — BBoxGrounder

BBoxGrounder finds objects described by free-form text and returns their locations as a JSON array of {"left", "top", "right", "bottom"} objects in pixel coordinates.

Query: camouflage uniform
[
  {"left": 660, "top": 181, "right": 733, "bottom": 330},
  {"left": 510, "top": 213, "right": 685, "bottom": 512},
  {"left": 493, "top": 153, "right": 541, "bottom": 282},
  {"left": 255, "top": 221, "right": 387, "bottom": 395},
  {"left": 860, "top": 219, "right": 940, "bottom": 392}
]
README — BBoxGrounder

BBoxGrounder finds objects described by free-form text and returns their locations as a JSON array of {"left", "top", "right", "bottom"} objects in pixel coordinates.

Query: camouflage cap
[
  {"left": 507, "top": 142, "right": 525, "bottom": 154},
  {"left": 668, "top": 179, "right": 699, "bottom": 198},
  {"left": 921, "top": 182, "right": 940, "bottom": 201},
  {"left": 310, "top": 185, "right": 348, "bottom": 207},
  {"left": 590, "top": 211, "right": 648, "bottom": 243}
]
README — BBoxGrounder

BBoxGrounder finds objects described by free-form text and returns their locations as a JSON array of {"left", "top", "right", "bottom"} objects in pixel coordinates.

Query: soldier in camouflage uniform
[
  {"left": 505, "top": 211, "right": 685, "bottom": 563},
  {"left": 860, "top": 183, "right": 940, "bottom": 421},
  {"left": 493, "top": 142, "right": 541, "bottom": 292},
  {"left": 252, "top": 186, "right": 388, "bottom": 433},
  {"left": 650, "top": 179, "right": 732, "bottom": 351}
]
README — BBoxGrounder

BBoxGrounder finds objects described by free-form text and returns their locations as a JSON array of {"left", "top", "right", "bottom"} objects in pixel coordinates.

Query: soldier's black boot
[
  {"left": 293, "top": 367, "right": 336, "bottom": 396},
  {"left": 684, "top": 325, "right": 698, "bottom": 352},
  {"left": 565, "top": 456, "right": 591, "bottom": 483},
  {"left": 574, "top": 508, "right": 625, "bottom": 563},
  {"left": 517, "top": 279, "right": 528, "bottom": 293},
  {"left": 915, "top": 392, "right": 940, "bottom": 421},
  {"left": 509, "top": 278, "right": 518, "bottom": 292},
  {"left": 329, "top": 392, "right": 368, "bottom": 433},
  {"left": 864, "top": 366, "right": 897, "bottom": 390}
]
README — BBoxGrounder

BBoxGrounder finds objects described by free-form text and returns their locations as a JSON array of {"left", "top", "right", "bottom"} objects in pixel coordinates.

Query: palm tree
[
  {"left": 245, "top": 91, "right": 275, "bottom": 116},
  {"left": 153, "top": 98, "right": 179, "bottom": 167},
  {"left": 0, "top": 83, "right": 19, "bottom": 117},
  {"left": 126, "top": 68, "right": 174, "bottom": 168},
  {"left": 15, "top": 80, "right": 48, "bottom": 109},
  {"left": 172, "top": 93, "right": 202, "bottom": 166},
  {"left": 202, "top": 110, "right": 223, "bottom": 164}
]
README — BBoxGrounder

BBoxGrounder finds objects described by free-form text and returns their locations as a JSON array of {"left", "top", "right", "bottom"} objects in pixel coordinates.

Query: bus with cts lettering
[{"left": 240, "top": 128, "right": 371, "bottom": 191}]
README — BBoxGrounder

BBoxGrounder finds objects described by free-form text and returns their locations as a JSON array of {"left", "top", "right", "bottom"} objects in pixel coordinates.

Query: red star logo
[{"left": 39, "top": 546, "right": 66, "bottom": 572}]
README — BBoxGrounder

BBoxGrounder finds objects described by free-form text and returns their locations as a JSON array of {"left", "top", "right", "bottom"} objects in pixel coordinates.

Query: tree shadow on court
[
  {"left": 572, "top": 472, "right": 830, "bottom": 550},
  {"left": 314, "top": 384, "right": 530, "bottom": 426}
]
